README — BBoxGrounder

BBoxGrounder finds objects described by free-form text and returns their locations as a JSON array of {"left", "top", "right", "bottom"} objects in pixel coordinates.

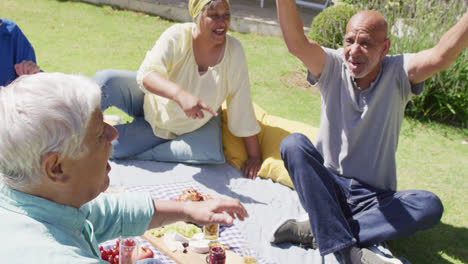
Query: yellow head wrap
[{"left": 188, "top": 0, "right": 230, "bottom": 18}]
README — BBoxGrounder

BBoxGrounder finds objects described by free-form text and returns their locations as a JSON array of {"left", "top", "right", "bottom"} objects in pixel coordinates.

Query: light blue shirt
[
  {"left": 308, "top": 48, "right": 424, "bottom": 191},
  {"left": 0, "top": 183, "right": 154, "bottom": 263}
]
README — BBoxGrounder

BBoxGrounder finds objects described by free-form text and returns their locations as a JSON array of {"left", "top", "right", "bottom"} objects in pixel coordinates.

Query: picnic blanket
[
  {"left": 101, "top": 182, "right": 269, "bottom": 264},
  {"left": 104, "top": 160, "right": 410, "bottom": 264}
]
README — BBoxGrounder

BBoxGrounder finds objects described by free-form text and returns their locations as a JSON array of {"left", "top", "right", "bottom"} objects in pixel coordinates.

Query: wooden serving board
[{"left": 142, "top": 230, "right": 244, "bottom": 264}]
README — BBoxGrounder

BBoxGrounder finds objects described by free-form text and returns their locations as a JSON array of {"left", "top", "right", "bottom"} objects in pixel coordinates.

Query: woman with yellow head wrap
[
  {"left": 188, "top": 0, "right": 230, "bottom": 19},
  {"left": 94, "top": 0, "right": 262, "bottom": 180}
]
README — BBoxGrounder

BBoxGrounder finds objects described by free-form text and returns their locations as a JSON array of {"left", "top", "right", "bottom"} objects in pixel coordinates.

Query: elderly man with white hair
[{"left": 0, "top": 72, "right": 248, "bottom": 263}]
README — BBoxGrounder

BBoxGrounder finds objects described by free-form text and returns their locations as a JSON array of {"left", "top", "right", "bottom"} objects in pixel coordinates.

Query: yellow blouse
[{"left": 137, "top": 23, "right": 260, "bottom": 140}]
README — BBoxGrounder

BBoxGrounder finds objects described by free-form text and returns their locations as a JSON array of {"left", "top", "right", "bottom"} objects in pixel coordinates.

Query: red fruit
[
  {"left": 138, "top": 246, "right": 154, "bottom": 260},
  {"left": 116, "top": 239, "right": 120, "bottom": 247},
  {"left": 114, "top": 255, "right": 119, "bottom": 264},
  {"left": 123, "top": 238, "right": 135, "bottom": 247},
  {"left": 100, "top": 250, "right": 108, "bottom": 260},
  {"left": 112, "top": 248, "right": 119, "bottom": 257},
  {"left": 99, "top": 245, "right": 104, "bottom": 252}
]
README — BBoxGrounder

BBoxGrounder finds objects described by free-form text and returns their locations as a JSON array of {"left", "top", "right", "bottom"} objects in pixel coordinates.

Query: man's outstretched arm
[
  {"left": 276, "top": 0, "right": 326, "bottom": 78},
  {"left": 148, "top": 198, "right": 248, "bottom": 228},
  {"left": 408, "top": 11, "right": 468, "bottom": 84}
]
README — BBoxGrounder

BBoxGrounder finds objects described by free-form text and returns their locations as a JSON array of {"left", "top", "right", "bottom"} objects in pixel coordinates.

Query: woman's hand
[
  {"left": 242, "top": 156, "right": 262, "bottom": 179},
  {"left": 242, "top": 135, "right": 262, "bottom": 179},
  {"left": 174, "top": 90, "right": 218, "bottom": 119},
  {"left": 142, "top": 72, "right": 217, "bottom": 119}
]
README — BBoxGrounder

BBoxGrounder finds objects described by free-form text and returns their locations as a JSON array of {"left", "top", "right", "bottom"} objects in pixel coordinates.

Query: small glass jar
[{"left": 208, "top": 246, "right": 226, "bottom": 264}]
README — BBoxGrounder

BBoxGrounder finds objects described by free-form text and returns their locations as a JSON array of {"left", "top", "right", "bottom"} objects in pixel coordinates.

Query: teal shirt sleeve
[{"left": 80, "top": 192, "right": 155, "bottom": 244}]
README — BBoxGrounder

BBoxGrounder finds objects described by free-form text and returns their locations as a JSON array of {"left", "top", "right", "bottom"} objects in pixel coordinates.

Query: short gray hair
[{"left": 0, "top": 72, "right": 101, "bottom": 190}]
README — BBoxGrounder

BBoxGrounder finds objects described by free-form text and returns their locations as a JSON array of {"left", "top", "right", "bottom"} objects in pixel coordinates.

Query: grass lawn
[{"left": 2, "top": 0, "right": 467, "bottom": 263}]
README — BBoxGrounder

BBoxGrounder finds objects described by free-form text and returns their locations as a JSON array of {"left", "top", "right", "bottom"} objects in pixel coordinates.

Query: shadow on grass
[{"left": 388, "top": 222, "right": 468, "bottom": 264}]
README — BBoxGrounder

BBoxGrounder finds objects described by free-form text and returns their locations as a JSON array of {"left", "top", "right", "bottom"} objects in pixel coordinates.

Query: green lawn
[{"left": 2, "top": 0, "right": 467, "bottom": 263}]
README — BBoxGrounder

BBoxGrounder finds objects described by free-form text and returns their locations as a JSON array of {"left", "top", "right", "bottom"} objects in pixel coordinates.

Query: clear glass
[
  {"left": 203, "top": 223, "right": 220, "bottom": 240},
  {"left": 119, "top": 237, "right": 139, "bottom": 264}
]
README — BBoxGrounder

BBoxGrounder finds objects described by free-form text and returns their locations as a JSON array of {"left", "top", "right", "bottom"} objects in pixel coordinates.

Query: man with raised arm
[{"left": 272, "top": 1, "right": 468, "bottom": 263}]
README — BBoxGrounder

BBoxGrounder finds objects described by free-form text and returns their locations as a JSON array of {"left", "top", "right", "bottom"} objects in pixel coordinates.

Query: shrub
[
  {"left": 308, "top": 4, "right": 357, "bottom": 49},
  {"left": 382, "top": 0, "right": 468, "bottom": 126},
  {"left": 405, "top": 52, "right": 468, "bottom": 126}
]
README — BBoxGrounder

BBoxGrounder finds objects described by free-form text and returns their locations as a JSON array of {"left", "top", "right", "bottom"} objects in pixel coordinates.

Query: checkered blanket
[{"left": 100, "top": 181, "right": 267, "bottom": 263}]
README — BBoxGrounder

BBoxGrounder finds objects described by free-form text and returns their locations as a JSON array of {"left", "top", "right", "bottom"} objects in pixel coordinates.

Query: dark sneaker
[
  {"left": 361, "top": 248, "right": 403, "bottom": 264},
  {"left": 269, "top": 218, "right": 317, "bottom": 249}
]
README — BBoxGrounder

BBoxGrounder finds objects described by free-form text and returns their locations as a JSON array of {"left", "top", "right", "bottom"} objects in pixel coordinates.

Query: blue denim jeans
[
  {"left": 93, "top": 69, "right": 168, "bottom": 159},
  {"left": 280, "top": 133, "right": 443, "bottom": 256},
  {"left": 93, "top": 69, "right": 225, "bottom": 163}
]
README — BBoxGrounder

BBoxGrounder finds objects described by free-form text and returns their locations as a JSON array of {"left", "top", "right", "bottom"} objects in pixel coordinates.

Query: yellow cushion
[{"left": 222, "top": 103, "right": 318, "bottom": 189}]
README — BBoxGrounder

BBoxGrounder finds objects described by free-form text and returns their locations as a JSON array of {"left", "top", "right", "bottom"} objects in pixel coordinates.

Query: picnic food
[
  {"left": 140, "top": 246, "right": 154, "bottom": 259},
  {"left": 188, "top": 239, "right": 210, "bottom": 253},
  {"left": 204, "top": 223, "right": 220, "bottom": 240},
  {"left": 243, "top": 256, "right": 259, "bottom": 264},
  {"left": 178, "top": 188, "right": 201, "bottom": 201},
  {"left": 175, "top": 188, "right": 220, "bottom": 241},
  {"left": 99, "top": 238, "right": 154, "bottom": 264},
  {"left": 208, "top": 242, "right": 230, "bottom": 250},
  {"left": 208, "top": 246, "right": 226, "bottom": 264},
  {"left": 177, "top": 187, "right": 212, "bottom": 202},
  {"left": 150, "top": 222, "right": 202, "bottom": 238},
  {"left": 142, "top": 229, "right": 245, "bottom": 264},
  {"left": 99, "top": 240, "right": 121, "bottom": 264},
  {"left": 148, "top": 189, "right": 225, "bottom": 257}
]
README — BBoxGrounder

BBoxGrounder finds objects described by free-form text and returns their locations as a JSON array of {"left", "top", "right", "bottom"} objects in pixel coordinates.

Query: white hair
[{"left": 0, "top": 72, "right": 101, "bottom": 191}]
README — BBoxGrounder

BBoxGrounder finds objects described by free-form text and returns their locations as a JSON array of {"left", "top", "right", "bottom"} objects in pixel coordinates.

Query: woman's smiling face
[{"left": 198, "top": 0, "right": 231, "bottom": 45}]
